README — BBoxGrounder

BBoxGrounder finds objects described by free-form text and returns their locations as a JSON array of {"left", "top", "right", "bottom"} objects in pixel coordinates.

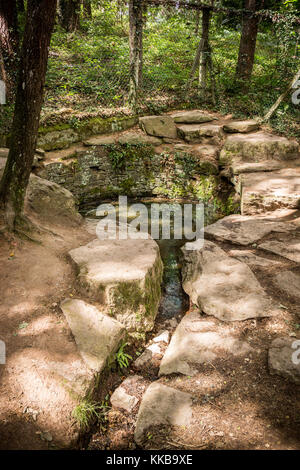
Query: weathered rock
[
  {"left": 204, "top": 214, "right": 292, "bottom": 246},
  {"left": 159, "top": 312, "right": 253, "bottom": 376},
  {"left": 68, "top": 238, "right": 163, "bottom": 335},
  {"left": 139, "top": 116, "right": 177, "bottom": 139},
  {"left": 26, "top": 174, "right": 82, "bottom": 224},
  {"left": 134, "top": 382, "right": 193, "bottom": 446},
  {"left": 268, "top": 337, "right": 300, "bottom": 384},
  {"left": 240, "top": 168, "right": 300, "bottom": 215},
  {"left": 228, "top": 250, "right": 281, "bottom": 268},
  {"left": 60, "top": 299, "right": 125, "bottom": 371},
  {"left": 153, "top": 330, "right": 169, "bottom": 344},
  {"left": 181, "top": 240, "right": 273, "bottom": 322},
  {"left": 259, "top": 234, "right": 300, "bottom": 263},
  {"left": 193, "top": 144, "right": 219, "bottom": 160},
  {"left": 83, "top": 135, "right": 117, "bottom": 146},
  {"left": 118, "top": 132, "right": 162, "bottom": 146},
  {"left": 223, "top": 120, "right": 259, "bottom": 134},
  {"left": 275, "top": 270, "right": 300, "bottom": 299},
  {"left": 177, "top": 123, "right": 224, "bottom": 144},
  {"left": 274, "top": 270, "right": 300, "bottom": 300},
  {"left": 133, "top": 349, "right": 153, "bottom": 370},
  {"left": 220, "top": 132, "right": 299, "bottom": 165},
  {"left": 37, "top": 128, "right": 79, "bottom": 151},
  {"left": 171, "top": 110, "right": 216, "bottom": 124},
  {"left": 230, "top": 159, "right": 289, "bottom": 175},
  {"left": 110, "top": 382, "right": 139, "bottom": 413}
]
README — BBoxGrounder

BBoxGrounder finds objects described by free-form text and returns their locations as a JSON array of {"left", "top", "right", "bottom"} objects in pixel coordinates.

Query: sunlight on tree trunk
[
  {"left": 129, "top": 0, "right": 144, "bottom": 110},
  {"left": 0, "top": 0, "right": 57, "bottom": 231}
]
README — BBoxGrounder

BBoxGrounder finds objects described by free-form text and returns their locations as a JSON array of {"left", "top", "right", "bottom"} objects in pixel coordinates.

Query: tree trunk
[
  {"left": 128, "top": 0, "right": 144, "bottom": 110},
  {"left": 16, "top": 0, "right": 25, "bottom": 13},
  {"left": 199, "top": 7, "right": 211, "bottom": 98},
  {"left": 0, "top": 0, "right": 57, "bottom": 230},
  {"left": 0, "top": 0, "right": 19, "bottom": 97},
  {"left": 236, "top": 0, "right": 259, "bottom": 82},
  {"left": 83, "top": 0, "right": 92, "bottom": 18},
  {"left": 59, "top": 0, "right": 80, "bottom": 32}
]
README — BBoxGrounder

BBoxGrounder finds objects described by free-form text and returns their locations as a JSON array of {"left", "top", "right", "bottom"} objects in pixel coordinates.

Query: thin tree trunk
[
  {"left": 83, "top": 0, "right": 92, "bottom": 18},
  {"left": 199, "top": 7, "right": 211, "bottom": 99},
  {"left": 263, "top": 69, "right": 300, "bottom": 122},
  {"left": 0, "top": 0, "right": 57, "bottom": 230},
  {"left": 236, "top": 0, "right": 259, "bottom": 83},
  {"left": 129, "top": 0, "right": 144, "bottom": 110},
  {"left": 0, "top": 0, "right": 19, "bottom": 97},
  {"left": 59, "top": 0, "right": 80, "bottom": 32}
]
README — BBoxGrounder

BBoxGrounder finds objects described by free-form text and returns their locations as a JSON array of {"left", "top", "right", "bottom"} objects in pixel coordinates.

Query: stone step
[
  {"left": 60, "top": 299, "right": 125, "bottom": 372},
  {"left": 181, "top": 240, "right": 275, "bottom": 322},
  {"left": 220, "top": 132, "right": 299, "bottom": 165},
  {"left": 240, "top": 167, "right": 300, "bottom": 215},
  {"left": 170, "top": 110, "right": 217, "bottom": 124},
  {"left": 68, "top": 238, "right": 163, "bottom": 337},
  {"left": 139, "top": 115, "right": 177, "bottom": 139},
  {"left": 223, "top": 119, "right": 259, "bottom": 134},
  {"left": 159, "top": 311, "right": 253, "bottom": 376},
  {"left": 177, "top": 123, "right": 224, "bottom": 144}
]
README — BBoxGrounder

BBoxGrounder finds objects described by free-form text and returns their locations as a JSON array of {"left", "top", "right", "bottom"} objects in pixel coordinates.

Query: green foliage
[
  {"left": 72, "top": 399, "right": 107, "bottom": 429},
  {"left": 115, "top": 341, "right": 132, "bottom": 370}
]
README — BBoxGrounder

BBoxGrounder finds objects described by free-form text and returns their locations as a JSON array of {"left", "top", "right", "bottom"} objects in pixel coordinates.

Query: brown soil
[{"left": 0, "top": 212, "right": 93, "bottom": 450}]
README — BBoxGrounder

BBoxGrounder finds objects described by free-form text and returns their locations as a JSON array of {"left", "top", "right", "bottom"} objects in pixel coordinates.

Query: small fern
[
  {"left": 116, "top": 341, "right": 132, "bottom": 369},
  {"left": 72, "top": 399, "right": 104, "bottom": 430}
]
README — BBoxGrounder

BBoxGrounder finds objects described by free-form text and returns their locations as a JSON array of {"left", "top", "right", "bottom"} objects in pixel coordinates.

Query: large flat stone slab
[
  {"left": 181, "top": 240, "right": 273, "bottom": 322},
  {"left": 240, "top": 168, "right": 300, "bottom": 215},
  {"left": 220, "top": 132, "right": 299, "bottom": 165},
  {"left": 177, "top": 123, "right": 224, "bottom": 143},
  {"left": 69, "top": 238, "right": 163, "bottom": 335},
  {"left": 139, "top": 115, "right": 177, "bottom": 139},
  {"left": 159, "top": 312, "right": 253, "bottom": 376},
  {"left": 223, "top": 120, "right": 259, "bottom": 133},
  {"left": 118, "top": 132, "right": 162, "bottom": 146},
  {"left": 228, "top": 250, "right": 281, "bottom": 268},
  {"left": 274, "top": 270, "right": 300, "bottom": 300},
  {"left": 268, "top": 337, "right": 300, "bottom": 384},
  {"left": 204, "top": 214, "right": 293, "bottom": 246},
  {"left": 60, "top": 299, "right": 125, "bottom": 371},
  {"left": 259, "top": 234, "right": 300, "bottom": 263},
  {"left": 171, "top": 110, "right": 216, "bottom": 124},
  {"left": 134, "top": 382, "right": 193, "bottom": 446}
]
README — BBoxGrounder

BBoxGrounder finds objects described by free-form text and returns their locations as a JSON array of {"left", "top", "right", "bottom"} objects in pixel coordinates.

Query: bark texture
[{"left": 0, "top": 0, "right": 57, "bottom": 229}]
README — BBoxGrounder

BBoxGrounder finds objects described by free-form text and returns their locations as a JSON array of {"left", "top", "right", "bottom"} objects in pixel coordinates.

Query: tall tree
[
  {"left": 0, "top": 0, "right": 19, "bottom": 97},
  {"left": 83, "top": 0, "right": 92, "bottom": 18},
  {"left": 59, "top": 0, "right": 81, "bottom": 32},
  {"left": 235, "top": 0, "right": 261, "bottom": 83},
  {"left": 0, "top": 0, "right": 57, "bottom": 230},
  {"left": 128, "top": 0, "right": 144, "bottom": 109}
]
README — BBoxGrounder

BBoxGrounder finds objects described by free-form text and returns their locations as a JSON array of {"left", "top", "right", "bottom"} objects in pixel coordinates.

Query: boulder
[
  {"left": 68, "top": 238, "right": 163, "bottom": 336},
  {"left": 223, "top": 120, "right": 259, "bottom": 134},
  {"left": 181, "top": 240, "right": 274, "bottom": 322},
  {"left": 259, "top": 234, "right": 300, "bottom": 263},
  {"left": 171, "top": 110, "right": 216, "bottom": 124},
  {"left": 139, "top": 116, "right": 177, "bottom": 139},
  {"left": 134, "top": 382, "right": 193, "bottom": 446},
  {"left": 268, "top": 337, "right": 300, "bottom": 384},
  {"left": 204, "top": 214, "right": 292, "bottom": 246},
  {"left": 228, "top": 250, "right": 281, "bottom": 268},
  {"left": 240, "top": 168, "right": 300, "bottom": 215},
  {"left": 177, "top": 123, "right": 224, "bottom": 144},
  {"left": 274, "top": 271, "right": 300, "bottom": 300},
  {"left": 220, "top": 132, "right": 299, "bottom": 165},
  {"left": 37, "top": 128, "right": 79, "bottom": 151},
  {"left": 26, "top": 174, "right": 82, "bottom": 225},
  {"left": 60, "top": 299, "right": 125, "bottom": 371},
  {"left": 159, "top": 312, "right": 253, "bottom": 376},
  {"left": 110, "top": 385, "right": 139, "bottom": 413}
]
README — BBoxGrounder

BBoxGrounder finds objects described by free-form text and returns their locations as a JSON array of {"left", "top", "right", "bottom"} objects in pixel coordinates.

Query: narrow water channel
[{"left": 82, "top": 199, "right": 220, "bottom": 320}]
